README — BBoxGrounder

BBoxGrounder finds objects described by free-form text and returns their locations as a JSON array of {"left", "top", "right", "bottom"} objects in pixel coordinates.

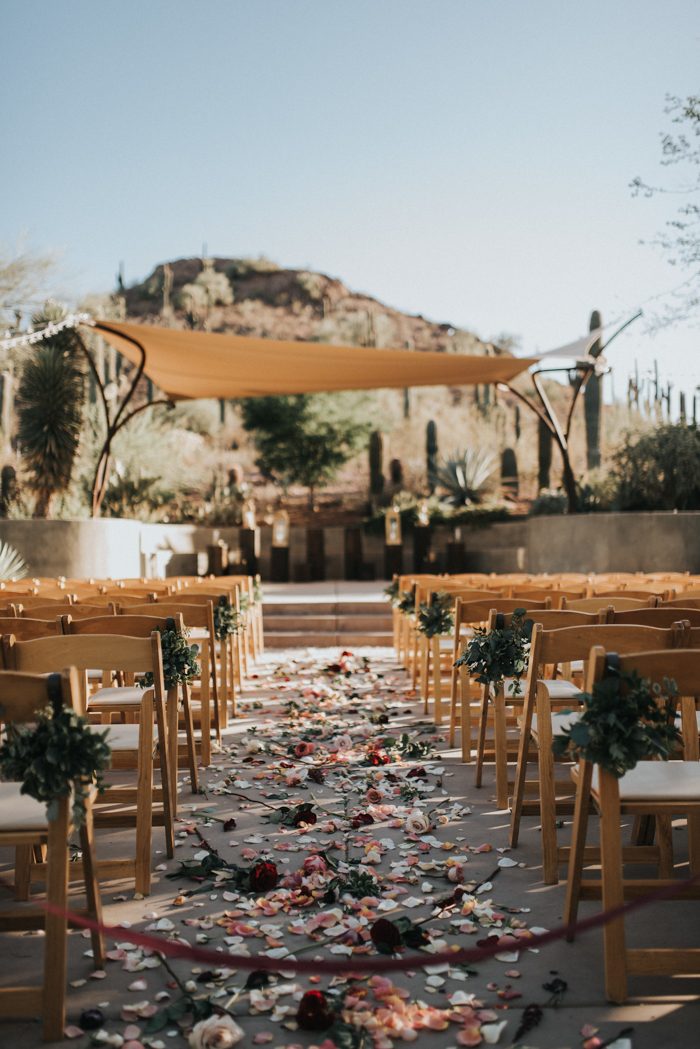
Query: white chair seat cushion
[
  {"left": 90, "top": 686, "right": 151, "bottom": 707},
  {"left": 592, "top": 761, "right": 700, "bottom": 802},
  {"left": 102, "top": 724, "right": 141, "bottom": 751},
  {"left": 0, "top": 782, "right": 48, "bottom": 830},
  {"left": 541, "top": 678, "right": 582, "bottom": 699},
  {"left": 533, "top": 709, "right": 581, "bottom": 738},
  {"left": 502, "top": 677, "right": 581, "bottom": 699}
]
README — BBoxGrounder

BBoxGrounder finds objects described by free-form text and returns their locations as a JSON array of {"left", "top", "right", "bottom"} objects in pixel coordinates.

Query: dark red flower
[
  {"left": 368, "top": 749, "right": 389, "bottom": 766},
  {"left": 223, "top": 818, "right": 237, "bottom": 832},
  {"left": 407, "top": 766, "right": 427, "bottom": 779},
  {"left": 370, "top": 917, "right": 402, "bottom": 953},
  {"left": 292, "top": 805, "right": 317, "bottom": 827},
  {"left": 350, "top": 811, "right": 375, "bottom": 829},
  {"left": 249, "top": 860, "right": 278, "bottom": 893},
  {"left": 296, "top": 989, "right": 336, "bottom": 1031},
  {"left": 307, "top": 767, "right": 326, "bottom": 785}
]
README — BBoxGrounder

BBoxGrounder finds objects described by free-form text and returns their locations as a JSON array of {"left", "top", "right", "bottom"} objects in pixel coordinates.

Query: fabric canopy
[{"left": 87, "top": 319, "right": 539, "bottom": 401}]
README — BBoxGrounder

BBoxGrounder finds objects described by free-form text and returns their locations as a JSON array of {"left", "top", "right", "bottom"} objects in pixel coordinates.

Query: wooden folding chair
[
  {"left": 564, "top": 646, "right": 700, "bottom": 1002},
  {"left": 474, "top": 609, "right": 604, "bottom": 808},
  {"left": 2, "top": 632, "right": 171, "bottom": 895},
  {"left": 120, "top": 601, "right": 218, "bottom": 765},
  {"left": 0, "top": 668, "right": 103, "bottom": 1039},
  {"left": 562, "top": 595, "right": 656, "bottom": 613},
  {"left": 61, "top": 612, "right": 198, "bottom": 799},
  {"left": 448, "top": 598, "right": 551, "bottom": 762},
  {"left": 510, "top": 621, "right": 692, "bottom": 883}
]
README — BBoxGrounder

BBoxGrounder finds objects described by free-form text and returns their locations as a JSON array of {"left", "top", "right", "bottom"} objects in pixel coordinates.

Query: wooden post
[{"left": 307, "top": 527, "right": 325, "bottom": 580}]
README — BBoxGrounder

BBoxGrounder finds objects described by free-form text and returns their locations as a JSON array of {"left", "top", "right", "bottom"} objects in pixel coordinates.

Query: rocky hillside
[{"left": 122, "top": 255, "right": 496, "bottom": 357}]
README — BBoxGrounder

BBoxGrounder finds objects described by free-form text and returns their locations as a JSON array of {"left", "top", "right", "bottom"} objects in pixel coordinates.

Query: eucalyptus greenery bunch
[
  {"left": 214, "top": 595, "right": 242, "bottom": 640},
  {"left": 397, "top": 588, "right": 416, "bottom": 616},
  {"left": 417, "top": 591, "right": 454, "bottom": 637},
  {"left": 141, "top": 621, "right": 200, "bottom": 691},
  {"left": 455, "top": 608, "right": 533, "bottom": 695},
  {"left": 0, "top": 705, "right": 111, "bottom": 827},
  {"left": 552, "top": 669, "right": 680, "bottom": 777},
  {"left": 383, "top": 578, "right": 400, "bottom": 605}
]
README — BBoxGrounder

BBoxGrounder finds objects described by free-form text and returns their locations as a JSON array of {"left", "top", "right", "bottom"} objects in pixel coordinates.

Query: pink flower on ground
[
  {"left": 457, "top": 1023, "right": 483, "bottom": 1046},
  {"left": 188, "top": 1014, "right": 245, "bottom": 1048},
  {"left": 294, "top": 741, "right": 316, "bottom": 758}
]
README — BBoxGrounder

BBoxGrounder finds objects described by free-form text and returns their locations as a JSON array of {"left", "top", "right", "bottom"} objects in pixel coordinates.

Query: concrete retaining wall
[{"left": 0, "top": 512, "right": 697, "bottom": 579}]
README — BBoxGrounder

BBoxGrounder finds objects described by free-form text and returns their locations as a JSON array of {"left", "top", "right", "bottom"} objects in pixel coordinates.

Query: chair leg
[
  {"left": 200, "top": 651, "right": 212, "bottom": 766},
  {"left": 493, "top": 686, "right": 509, "bottom": 809},
  {"left": 136, "top": 701, "right": 154, "bottom": 895},
  {"left": 14, "top": 844, "right": 32, "bottom": 900},
  {"left": 181, "top": 682, "right": 200, "bottom": 793},
  {"left": 460, "top": 669, "right": 472, "bottom": 763},
  {"left": 474, "top": 688, "right": 489, "bottom": 787},
  {"left": 448, "top": 665, "right": 458, "bottom": 748},
  {"left": 432, "top": 637, "right": 443, "bottom": 725},
  {"left": 564, "top": 760, "right": 594, "bottom": 935},
  {"left": 510, "top": 683, "right": 536, "bottom": 849},
  {"left": 655, "top": 815, "right": 674, "bottom": 879},
  {"left": 419, "top": 637, "right": 430, "bottom": 713},
  {"left": 43, "top": 798, "right": 70, "bottom": 1040},
  {"left": 534, "top": 686, "right": 560, "bottom": 884},
  {"left": 165, "top": 687, "right": 179, "bottom": 820},
  {"left": 79, "top": 806, "right": 104, "bottom": 967},
  {"left": 598, "top": 771, "right": 628, "bottom": 1003}
]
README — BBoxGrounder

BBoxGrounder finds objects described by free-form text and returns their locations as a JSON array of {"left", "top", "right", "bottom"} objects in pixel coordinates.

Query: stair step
[
  {"left": 264, "top": 630, "right": 394, "bottom": 648},
  {"left": 264, "top": 613, "right": 391, "bottom": 632},
  {"left": 264, "top": 600, "right": 389, "bottom": 616}
]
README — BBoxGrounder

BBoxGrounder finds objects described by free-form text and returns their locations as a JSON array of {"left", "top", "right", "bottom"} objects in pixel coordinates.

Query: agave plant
[
  {"left": 16, "top": 302, "right": 86, "bottom": 517},
  {"left": 430, "top": 448, "right": 496, "bottom": 506},
  {"left": 0, "top": 540, "right": 27, "bottom": 580}
]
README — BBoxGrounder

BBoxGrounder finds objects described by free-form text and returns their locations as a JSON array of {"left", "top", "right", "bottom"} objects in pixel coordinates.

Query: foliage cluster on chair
[
  {"left": 0, "top": 705, "right": 111, "bottom": 827},
  {"left": 397, "top": 589, "right": 416, "bottom": 616},
  {"left": 383, "top": 578, "right": 400, "bottom": 605},
  {"left": 455, "top": 608, "right": 533, "bottom": 695},
  {"left": 213, "top": 595, "right": 242, "bottom": 640},
  {"left": 551, "top": 667, "right": 681, "bottom": 777},
  {"left": 140, "top": 621, "right": 201, "bottom": 691},
  {"left": 417, "top": 591, "right": 454, "bottom": 637}
]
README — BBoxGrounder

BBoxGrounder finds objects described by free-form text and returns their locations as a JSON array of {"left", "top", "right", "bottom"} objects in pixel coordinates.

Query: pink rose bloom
[
  {"left": 294, "top": 741, "right": 316, "bottom": 758},
  {"left": 188, "top": 1014, "right": 245, "bottom": 1049},
  {"left": 302, "top": 854, "right": 328, "bottom": 875}
]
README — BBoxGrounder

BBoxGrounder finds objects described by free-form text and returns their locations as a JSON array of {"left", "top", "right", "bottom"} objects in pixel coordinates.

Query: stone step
[
  {"left": 263, "top": 600, "right": 388, "bottom": 616},
  {"left": 264, "top": 630, "right": 394, "bottom": 649},
  {"left": 264, "top": 614, "right": 392, "bottom": 632}
]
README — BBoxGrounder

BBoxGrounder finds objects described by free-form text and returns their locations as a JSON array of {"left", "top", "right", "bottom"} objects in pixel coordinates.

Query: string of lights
[{"left": 0, "top": 311, "right": 92, "bottom": 352}]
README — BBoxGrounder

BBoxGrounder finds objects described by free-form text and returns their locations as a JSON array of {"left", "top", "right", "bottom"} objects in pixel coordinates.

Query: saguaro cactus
[
  {"left": 584, "top": 309, "right": 602, "bottom": 470},
  {"left": 426, "top": 420, "right": 438, "bottom": 492},
  {"left": 538, "top": 418, "right": 552, "bottom": 490},
  {"left": 369, "top": 430, "right": 384, "bottom": 497}
]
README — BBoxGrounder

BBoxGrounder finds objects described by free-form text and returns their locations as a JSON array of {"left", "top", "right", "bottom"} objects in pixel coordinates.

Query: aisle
[{"left": 3, "top": 647, "right": 698, "bottom": 1048}]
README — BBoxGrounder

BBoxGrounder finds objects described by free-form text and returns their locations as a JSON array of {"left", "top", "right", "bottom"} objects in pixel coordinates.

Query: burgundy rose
[
  {"left": 407, "top": 766, "right": 427, "bottom": 779},
  {"left": 249, "top": 860, "right": 278, "bottom": 893},
  {"left": 370, "top": 917, "right": 402, "bottom": 954},
  {"left": 307, "top": 767, "right": 326, "bottom": 785},
  {"left": 368, "top": 750, "right": 389, "bottom": 766},
  {"left": 296, "top": 989, "right": 336, "bottom": 1031},
  {"left": 292, "top": 806, "right": 317, "bottom": 827},
  {"left": 350, "top": 811, "right": 375, "bottom": 829}
]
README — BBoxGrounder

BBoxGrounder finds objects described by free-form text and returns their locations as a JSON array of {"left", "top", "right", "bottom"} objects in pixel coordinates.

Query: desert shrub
[
  {"left": 611, "top": 424, "right": 700, "bottom": 511},
  {"left": 530, "top": 488, "right": 568, "bottom": 515}
]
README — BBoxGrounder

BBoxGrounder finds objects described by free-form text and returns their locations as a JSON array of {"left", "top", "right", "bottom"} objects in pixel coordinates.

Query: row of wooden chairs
[{"left": 0, "top": 573, "right": 264, "bottom": 1037}]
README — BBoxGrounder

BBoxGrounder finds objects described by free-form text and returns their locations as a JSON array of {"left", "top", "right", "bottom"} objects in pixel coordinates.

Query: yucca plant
[
  {"left": 16, "top": 303, "right": 86, "bottom": 517},
  {"left": 430, "top": 448, "right": 496, "bottom": 506},
  {"left": 0, "top": 540, "right": 27, "bottom": 580}
]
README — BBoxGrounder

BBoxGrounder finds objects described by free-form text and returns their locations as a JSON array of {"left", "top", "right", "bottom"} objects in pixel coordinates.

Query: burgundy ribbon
[{"left": 49, "top": 867, "right": 700, "bottom": 975}]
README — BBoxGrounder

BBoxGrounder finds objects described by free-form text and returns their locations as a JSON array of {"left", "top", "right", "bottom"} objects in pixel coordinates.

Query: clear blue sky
[{"left": 2, "top": 0, "right": 699, "bottom": 404}]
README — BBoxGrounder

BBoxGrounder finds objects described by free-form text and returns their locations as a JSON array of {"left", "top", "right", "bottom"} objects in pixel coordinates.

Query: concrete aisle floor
[{"left": 1, "top": 646, "right": 699, "bottom": 1049}]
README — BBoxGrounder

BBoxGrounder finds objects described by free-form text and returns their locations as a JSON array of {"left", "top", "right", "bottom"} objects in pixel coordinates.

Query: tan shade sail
[{"left": 87, "top": 319, "right": 538, "bottom": 401}]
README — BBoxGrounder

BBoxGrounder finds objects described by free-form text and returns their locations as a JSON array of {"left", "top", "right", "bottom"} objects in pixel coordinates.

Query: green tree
[
  {"left": 611, "top": 423, "right": 700, "bottom": 511},
  {"left": 16, "top": 303, "right": 86, "bottom": 517},
  {"left": 240, "top": 393, "right": 369, "bottom": 506}
]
